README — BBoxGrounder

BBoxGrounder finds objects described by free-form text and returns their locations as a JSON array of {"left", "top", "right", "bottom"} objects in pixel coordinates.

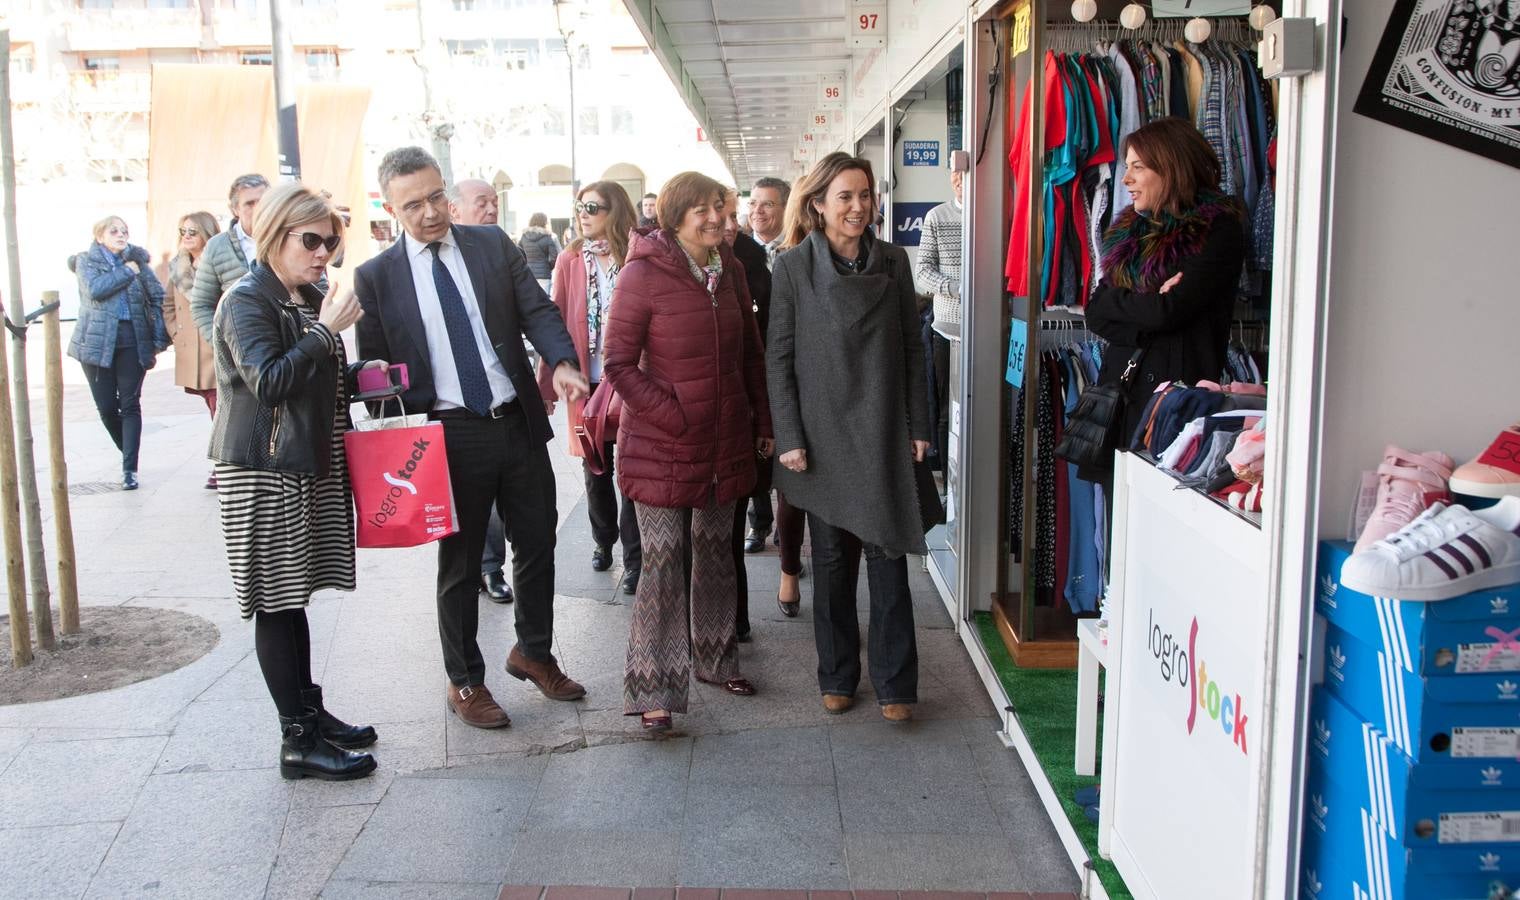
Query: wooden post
[
  {"left": 0, "top": 34, "right": 30, "bottom": 666},
  {"left": 42, "top": 297, "right": 77, "bottom": 634},
  {"left": 0, "top": 31, "right": 51, "bottom": 650}
]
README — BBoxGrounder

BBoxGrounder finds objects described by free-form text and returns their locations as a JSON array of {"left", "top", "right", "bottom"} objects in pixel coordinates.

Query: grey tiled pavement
[{"left": 0, "top": 348, "right": 1077, "bottom": 898}]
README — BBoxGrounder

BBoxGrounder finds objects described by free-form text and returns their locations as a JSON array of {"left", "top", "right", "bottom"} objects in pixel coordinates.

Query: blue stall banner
[
  {"left": 892, "top": 202, "right": 938, "bottom": 247},
  {"left": 1006, "top": 319, "right": 1027, "bottom": 386},
  {"left": 902, "top": 140, "right": 940, "bottom": 166}
]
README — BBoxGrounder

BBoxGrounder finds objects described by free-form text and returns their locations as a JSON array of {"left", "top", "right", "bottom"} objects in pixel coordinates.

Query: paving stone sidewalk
[{"left": 0, "top": 356, "right": 1078, "bottom": 899}]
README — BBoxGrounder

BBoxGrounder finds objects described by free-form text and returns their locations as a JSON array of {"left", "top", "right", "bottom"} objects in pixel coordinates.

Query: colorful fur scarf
[{"left": 1099, "top": 191, "right": 1242, "bottom": 293}]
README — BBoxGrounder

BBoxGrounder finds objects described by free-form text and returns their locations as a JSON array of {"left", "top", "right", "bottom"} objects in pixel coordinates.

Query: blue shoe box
[
  {"left": 1300, "top": 689, "right": 1520, "bottom": 900},
  {"left": 1307, "top": 689, "right": 1520, "bottom": 838},
  {"left": 1316, "top": 540, "right": 1520, "bottom": 678},
  {"left": 1299, "top": 801, "right": 1519, "bottom": 900},
  {"left": 1317, "top": 615, "right": 1520, "bottom": 762}
]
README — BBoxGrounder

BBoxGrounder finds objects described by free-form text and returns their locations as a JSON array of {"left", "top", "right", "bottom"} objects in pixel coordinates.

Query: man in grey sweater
[
  {"left": 913, "top": 169, "right": 963, "bottom": 472},
  {"left": 189, "top": 173, "right": 268, "bottom": 342}
]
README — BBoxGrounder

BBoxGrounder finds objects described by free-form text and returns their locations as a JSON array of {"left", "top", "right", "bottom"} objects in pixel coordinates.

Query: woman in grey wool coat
[{"left": 766, "top": 151, "right": 931, "bottom": 724}]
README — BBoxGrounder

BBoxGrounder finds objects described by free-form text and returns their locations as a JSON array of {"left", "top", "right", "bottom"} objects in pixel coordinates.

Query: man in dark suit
[{"left": 355, "top": 147, "right": 590, "bottom": 729}]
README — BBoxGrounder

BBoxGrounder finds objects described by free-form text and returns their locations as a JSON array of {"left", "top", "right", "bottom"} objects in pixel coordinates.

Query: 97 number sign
[{"left": 846, "top": 2, "right": 887, "bottom": 48}]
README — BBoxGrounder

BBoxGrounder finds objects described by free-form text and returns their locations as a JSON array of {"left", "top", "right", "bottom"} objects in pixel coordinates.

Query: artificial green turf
[{"left": 974, "top": 612, "right": 1133, "bottom": 900}]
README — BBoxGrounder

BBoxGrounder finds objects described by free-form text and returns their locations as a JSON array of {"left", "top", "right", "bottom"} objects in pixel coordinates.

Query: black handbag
[{"left": 1054, "top": 347, "right": 1145, "bottom": 467}]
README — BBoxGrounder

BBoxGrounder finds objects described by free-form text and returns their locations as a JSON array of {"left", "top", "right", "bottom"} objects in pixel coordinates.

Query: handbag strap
[{"left": 1116, "top": 346, "right": 1146, "bottom": 388}]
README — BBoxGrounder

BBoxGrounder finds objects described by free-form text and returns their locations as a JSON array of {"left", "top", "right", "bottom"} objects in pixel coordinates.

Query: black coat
[
  {"left": 1083, "top": 211, "right": 1245, "bottom": 478},
  {"left": 209, "top": 263, "right": 367, "bottom": 476},
  {"left": 731, "top": 231, "right": 772, "bottom": 341},
  {"left": 519, "top": 228, "right": 560, "bottom": 280},
  {"left": 353, "top": 224, "right": 578, "bottom": 445}
]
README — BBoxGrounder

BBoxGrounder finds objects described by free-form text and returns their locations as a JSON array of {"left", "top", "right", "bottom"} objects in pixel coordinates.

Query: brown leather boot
[
  {"left": 445, "top": 683, "right": 511, "bottom": 729},
  {"left": 822, "top": 694, "right": 854, "bottom": 714},
  {"left": 505, "top": 645, "right": 586, "bottom": 701},
  {"left": 881, "top": 703, "right": 914, "bottom": 723}
]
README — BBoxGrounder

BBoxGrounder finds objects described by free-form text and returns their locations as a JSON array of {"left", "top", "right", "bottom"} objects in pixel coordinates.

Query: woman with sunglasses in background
[
  {"left": 156, "top": 211, "right": 222, "bottom": 488},
  {"left": 68, "top": 215, "right": 170, "bottom": 490},
  {"left": 210, "top": 182, "right": 388, "bottom": 780},
  {"left": 537, "top": 181, "right": 644, "bottom": 594}
]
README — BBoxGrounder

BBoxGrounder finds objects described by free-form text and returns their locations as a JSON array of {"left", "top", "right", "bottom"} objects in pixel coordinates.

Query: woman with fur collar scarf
[{"left": 156, "top": 210, "right": 221, "bottom": 488}]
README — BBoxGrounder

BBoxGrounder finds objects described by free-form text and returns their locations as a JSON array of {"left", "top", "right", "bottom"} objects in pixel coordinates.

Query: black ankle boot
[
  {"left": 300, "top": 686, "right": 378, "bottom": 750},
  {"left": 279, "top": 708, "right": 377, "bottom": 781}
]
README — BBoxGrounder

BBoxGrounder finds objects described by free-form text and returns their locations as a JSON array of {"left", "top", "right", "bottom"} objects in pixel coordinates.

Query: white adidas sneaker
[{"left": 1340, "top": 496, "right": 1520, "bottom": 601}]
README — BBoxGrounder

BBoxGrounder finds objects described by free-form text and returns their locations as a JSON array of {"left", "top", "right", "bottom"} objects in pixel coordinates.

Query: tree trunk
[
  {"left": 42, "top": 298, "right": 78, "bottom": 634},
  {"left": 0, "top": 34, "right": 31, "bottom": 666}
]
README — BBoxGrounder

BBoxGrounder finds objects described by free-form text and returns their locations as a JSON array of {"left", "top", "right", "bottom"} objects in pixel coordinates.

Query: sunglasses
[
  {"left": 178, "top": 227, "right": 200, "bottom": 237},
  {"left": 575, "top": 201, "right": 608, "bottom": 216},
  {"left": 288, "top": 231, "right": 341, "bottom": 252}
]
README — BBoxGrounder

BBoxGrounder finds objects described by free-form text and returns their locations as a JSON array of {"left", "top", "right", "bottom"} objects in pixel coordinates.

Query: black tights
[{"left": 254, "top": 609, "right": 315, "bottom": 718}]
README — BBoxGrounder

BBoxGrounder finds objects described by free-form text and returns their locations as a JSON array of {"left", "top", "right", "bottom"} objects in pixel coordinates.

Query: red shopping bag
[{"left": 345, "top": 416, "right": 458, "bottom": 548}]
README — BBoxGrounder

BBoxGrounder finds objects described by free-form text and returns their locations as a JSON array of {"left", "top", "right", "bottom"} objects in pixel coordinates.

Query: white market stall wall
[
  {"left": 890, "top": 96, "right": 954, "bottom": 276},
  {"left": 1316, "top": 0, "right": 1520, "bottom": 535},
  {"left": 848, "top": 0, "right": 969, "bottom": 143}
]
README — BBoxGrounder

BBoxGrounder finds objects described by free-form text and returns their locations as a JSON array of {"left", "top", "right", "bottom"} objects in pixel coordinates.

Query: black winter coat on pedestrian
[
  {"left": 209, "top": 263, "right": 370, "bottom": 476},
  {"left": 731, "top": 231, "right": 772, "bottom": 342},
  {"left": 519, "top": 227, "right": 561, "bottom": 280},
  {"left": 1081, "top": 206, "right": 1245, "bottom": 482}
]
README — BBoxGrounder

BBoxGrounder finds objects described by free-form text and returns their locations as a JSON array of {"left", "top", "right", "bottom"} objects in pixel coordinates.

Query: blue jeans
[
  {"left": 808, "top": 513, "right": 918, "bottom": 704},
  {"left": 81, "top": 327, "right": 144, "bottom": 473}
]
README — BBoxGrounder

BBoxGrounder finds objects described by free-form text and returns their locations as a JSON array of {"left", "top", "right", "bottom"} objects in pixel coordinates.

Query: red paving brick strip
[
  {"left": 676, "top": 890, "right": 720, "bottom": 900},
  {"left": 544, "top": 888, "right": 632, "bottom": 900},
  {"left": 808, "top": 892, "right": 854, "bottom": 900},
  {"left": 499, "top": 888, "right": 546, "bottom": 900},
  {"left": 720, "top": 891, "right": 808, "bottom": 900},
  {"left": 986, "top": 894, "right": 1033, "bottom": 900},
  {"left": 900, "top": 893, "right": 984, "bottom": 900},
  {"left": 852, "top": 892, "right": 900, "bottom": 900},
  {"left": 633, "top": 890, "right": 676, "bottom": 900}
]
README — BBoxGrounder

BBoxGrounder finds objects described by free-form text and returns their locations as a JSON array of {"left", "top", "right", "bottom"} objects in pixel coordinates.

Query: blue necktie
[{"left": 427, "top": 241, "right": 493, "bottom": 416}]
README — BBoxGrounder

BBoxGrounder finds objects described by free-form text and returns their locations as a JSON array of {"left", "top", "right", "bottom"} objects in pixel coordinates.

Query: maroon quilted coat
[{"left": 602, "top": 227, "right": 772, "bottom": 509}]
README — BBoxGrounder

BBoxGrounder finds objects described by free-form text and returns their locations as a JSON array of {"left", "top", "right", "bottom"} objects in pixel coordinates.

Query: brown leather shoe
[
  {"left": 445, "top": 683, "right": 511, "bottom": 729},
  {"left": 881, "top": 703, "right": 914, "bottom": 723},
  {"left": 822, "top": 694, "right": 854, "bottom": 714},
  {"left": 505, "top": 645, "right": 586, "bottom": 701}
]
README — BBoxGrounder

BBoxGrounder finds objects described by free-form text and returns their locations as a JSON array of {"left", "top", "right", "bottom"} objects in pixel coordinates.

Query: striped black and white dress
[{"left": 217, "top": 297, "right": 356, "bottom": 620}]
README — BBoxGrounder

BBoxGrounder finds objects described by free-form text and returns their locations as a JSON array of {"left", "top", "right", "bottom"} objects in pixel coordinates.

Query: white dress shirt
[
  {"left": 231, "top": 220, "right": 256, "bottom": 267},
  {"left": 403, "top": 230, "right": 517, "bottom": 411}
]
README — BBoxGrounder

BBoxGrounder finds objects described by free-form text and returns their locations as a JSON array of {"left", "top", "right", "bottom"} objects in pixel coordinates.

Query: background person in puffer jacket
[
  {"left": 67, "top": 215, "right": 170, "bottom": 490},
  {"left": 602, "top": 171, "right": 772, "bottom": 733},
  {"left": 519, "top": 212, "right": 561, "bottom": 291}
]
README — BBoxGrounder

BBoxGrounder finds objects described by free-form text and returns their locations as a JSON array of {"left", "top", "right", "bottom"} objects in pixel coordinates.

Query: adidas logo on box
[
  {"left": 1320, "top": 574, "right": 1338, "bottom": 606},
  {"left": 1327, "top": 644, "right": 1346, "bottom": 677},
  {"left": 1480, "top": 851, "right": 1502, "bottom": 872},
  {"left": 1482, "top": 766, "right": 1504, "bottom": 786},
  {"left": 1500, "top": 680, "right": 1519, "bottom": 700},
  {"left": 1313, "top": 718, "right": 1332, "bottom": 750},
  {"left": 1303, "top": 869, "right": 1323, "bottom": 895},
  {"left": 1495, "top": 597, "right": 1511, "bottom": 616}
]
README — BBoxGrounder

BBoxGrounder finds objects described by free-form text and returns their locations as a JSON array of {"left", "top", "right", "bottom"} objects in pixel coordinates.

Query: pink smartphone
[{"left": 354, "top": 363, "right": 408, "bottom": 400}]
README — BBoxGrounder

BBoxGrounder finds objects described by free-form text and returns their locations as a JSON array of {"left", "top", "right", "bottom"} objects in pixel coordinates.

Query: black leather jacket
[{"left": 208, "top": 263, "right": 367, "bottom": 476}]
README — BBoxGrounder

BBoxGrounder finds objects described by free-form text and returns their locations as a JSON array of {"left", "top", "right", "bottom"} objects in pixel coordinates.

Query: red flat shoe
[
  {"left": 641, "top": 712, "right": 672, "bottom": 732},
  {"left": 700, "top": 677, "right": 755, "bottom": 696}
]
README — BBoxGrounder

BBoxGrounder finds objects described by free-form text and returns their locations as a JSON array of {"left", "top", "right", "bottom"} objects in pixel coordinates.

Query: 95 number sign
[{"left": 847, "top": 2, "right": 887, "bottom": 49}]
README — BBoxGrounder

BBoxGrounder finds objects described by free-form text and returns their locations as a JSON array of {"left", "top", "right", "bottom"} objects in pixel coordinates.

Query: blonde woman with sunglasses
[
  {"left": 156, "top": 211, "right": 222, "bottom": 488},
  {"left": 67, "top": 215, "right": 170, "bottom": 490}
]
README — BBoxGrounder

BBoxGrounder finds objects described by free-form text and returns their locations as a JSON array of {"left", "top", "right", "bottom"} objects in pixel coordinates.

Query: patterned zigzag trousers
[{"left": 624, "top": 499, "right": 740, "bottom": 714}]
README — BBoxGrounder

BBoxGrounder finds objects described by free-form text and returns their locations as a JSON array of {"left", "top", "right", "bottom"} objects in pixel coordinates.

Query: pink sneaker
[
  {"left": 1353, "top": 446, "right": 1454, "bottom": 553},
  {"left": 1450, "top": 424, "right": 1520, "bottom": 500}
]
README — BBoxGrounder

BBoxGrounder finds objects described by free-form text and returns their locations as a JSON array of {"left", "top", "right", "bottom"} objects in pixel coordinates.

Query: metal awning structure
[{"left": 620, "top": 0, "right": 853, "bottom": 188}]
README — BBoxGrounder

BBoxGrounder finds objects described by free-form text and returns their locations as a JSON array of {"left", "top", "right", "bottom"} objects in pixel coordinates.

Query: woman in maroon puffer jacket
[{"left": 602, "top": 171, "right": 773, "bottom": 733}]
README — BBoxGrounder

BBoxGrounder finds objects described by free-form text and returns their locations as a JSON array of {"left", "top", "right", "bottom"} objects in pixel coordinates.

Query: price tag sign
[
  {"left": 1005, "top": 319, "right": 1028, "bottom": 386},
  {"left": 818, "top": 73, "right": 845, "bottom": 109},
  {"left": 902, "top": 140, "right": 940, "bottom": 167},
  {"left": 1150, "top": 0, "right": 1250, "bottom": 16},
  {"left": 847, "top": 1, "right": 888, "bottom": 48}
]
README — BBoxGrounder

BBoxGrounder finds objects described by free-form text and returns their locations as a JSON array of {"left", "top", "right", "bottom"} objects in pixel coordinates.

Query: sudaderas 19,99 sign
[{"left": 902, "top": 140, "right": 940, "bottom": 167}]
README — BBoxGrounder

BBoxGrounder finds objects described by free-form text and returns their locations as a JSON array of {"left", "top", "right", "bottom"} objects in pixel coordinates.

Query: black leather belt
[{"left": 429, "top": 398, "right": 520, "bottom": 421}]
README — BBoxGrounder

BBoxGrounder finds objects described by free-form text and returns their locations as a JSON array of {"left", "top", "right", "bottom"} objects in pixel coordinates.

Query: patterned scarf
[
  {"left": 582, "top": 241, "right": 619, "bottom": 359},
  {"left": 680, "top": 244, "right": 723, "bottom": 297},
  {"left": 1099, "top": 190, "right": 1241, "bottom": 292}
]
